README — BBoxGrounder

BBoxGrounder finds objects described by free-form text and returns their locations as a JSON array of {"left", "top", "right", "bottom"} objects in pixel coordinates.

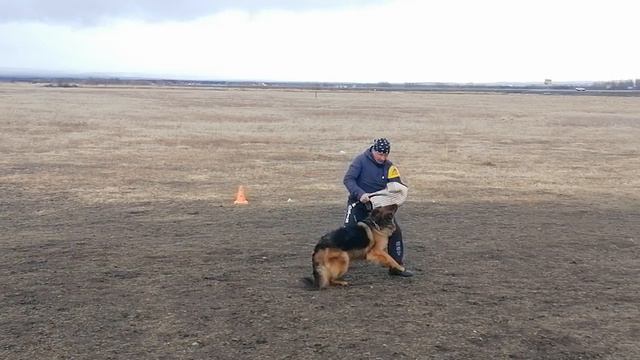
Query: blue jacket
[{"left": 343, "top": 147, "right": 403, "bottom": 203}]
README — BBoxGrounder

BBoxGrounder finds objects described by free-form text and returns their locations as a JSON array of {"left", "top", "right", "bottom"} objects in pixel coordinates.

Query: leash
[{"left": 344, "top": 201, "right": 359, "bottom": 225}]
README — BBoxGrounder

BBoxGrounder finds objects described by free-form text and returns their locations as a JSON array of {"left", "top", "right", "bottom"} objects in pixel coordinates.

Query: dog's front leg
[{"left": 366, "top": 250, "right": 405, "bottom": 272}]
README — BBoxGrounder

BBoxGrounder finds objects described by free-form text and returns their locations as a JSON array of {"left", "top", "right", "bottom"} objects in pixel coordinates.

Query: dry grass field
[{"left": 1, "top": 83, "right": 639, "bottom": 359}]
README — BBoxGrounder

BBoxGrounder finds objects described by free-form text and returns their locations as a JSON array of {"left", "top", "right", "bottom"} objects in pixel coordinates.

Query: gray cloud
[{"left": 0, "top": 0, "right": 386, "bottom": 25}]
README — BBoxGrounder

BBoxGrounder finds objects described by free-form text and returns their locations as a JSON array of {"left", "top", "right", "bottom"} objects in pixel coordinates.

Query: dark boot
[{"left": 389, "top": 267, "right": 414, "bottom": 277}]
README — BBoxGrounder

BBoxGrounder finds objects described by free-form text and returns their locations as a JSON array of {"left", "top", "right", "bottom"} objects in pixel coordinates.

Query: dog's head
[{"left": 368, "top": 204, "right": 398, "bottom": 233}]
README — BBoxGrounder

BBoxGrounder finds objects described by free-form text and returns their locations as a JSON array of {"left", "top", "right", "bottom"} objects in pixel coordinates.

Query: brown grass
[{"left": 1, "top": 83, "right": 639, "bottom": 206}]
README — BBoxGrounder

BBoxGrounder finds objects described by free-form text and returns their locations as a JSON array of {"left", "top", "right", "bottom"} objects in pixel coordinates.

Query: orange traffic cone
[{"left": 234, "top": 186, "right": 249, "bottom": 204}]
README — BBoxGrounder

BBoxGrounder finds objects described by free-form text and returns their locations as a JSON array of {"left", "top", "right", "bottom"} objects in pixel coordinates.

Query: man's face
[{"left": 372, "top": 150, "right": 389, "bottom": 164}]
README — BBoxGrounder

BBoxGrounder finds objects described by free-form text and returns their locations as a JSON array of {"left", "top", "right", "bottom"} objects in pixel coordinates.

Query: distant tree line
[{"left": 1, "top": 76, "right": 639, "bottom": 92}]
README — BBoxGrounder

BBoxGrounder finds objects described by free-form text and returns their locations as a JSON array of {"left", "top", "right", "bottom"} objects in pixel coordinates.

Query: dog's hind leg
[
  {"left": 328, "top": 251, "right": 350, "bottom": 287},
  {"left": 325, "top": 250, "right": 349, "bottom": 286}
]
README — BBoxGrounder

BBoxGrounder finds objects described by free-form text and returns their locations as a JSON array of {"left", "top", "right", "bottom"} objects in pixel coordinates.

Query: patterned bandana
[{"left": 372, "top": 138, "right": 391, "bottom": 154}]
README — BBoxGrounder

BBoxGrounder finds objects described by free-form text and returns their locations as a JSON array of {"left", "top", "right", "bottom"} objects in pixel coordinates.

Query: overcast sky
[{"left": 0, "top": 0, "right": 636, "bottom": 83}]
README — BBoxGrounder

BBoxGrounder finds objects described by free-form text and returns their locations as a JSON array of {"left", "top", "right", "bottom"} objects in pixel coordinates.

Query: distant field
[
  {"left": 1, "top": 83, "right": 638, "bottom": 206},
  {"left": 1, "top": 83, "right": 639, "bottom": 359}
]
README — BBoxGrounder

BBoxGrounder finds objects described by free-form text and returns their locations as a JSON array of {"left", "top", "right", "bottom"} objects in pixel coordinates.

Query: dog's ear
[
  {"left": 371, "top": 204, "right": 398, "bottom": 223},
  {"left": 370, "top": 207, "right": 383, "bottom": 221},
  {"left": 380, "top": 204, "right": 398, "bottom": 216},
  {"left": 385, "top": 205, "right": 398, "bottom": 221}
]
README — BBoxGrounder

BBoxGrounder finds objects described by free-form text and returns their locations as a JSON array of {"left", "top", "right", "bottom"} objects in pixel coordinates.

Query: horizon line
[{"left": 0, "top": 67, "right": 638, "bottom": 86}]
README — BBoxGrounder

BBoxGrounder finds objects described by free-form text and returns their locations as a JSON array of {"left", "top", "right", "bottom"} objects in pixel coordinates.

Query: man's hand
[{"left": 359, "top": 193, "right": 370, "bottom": 203}]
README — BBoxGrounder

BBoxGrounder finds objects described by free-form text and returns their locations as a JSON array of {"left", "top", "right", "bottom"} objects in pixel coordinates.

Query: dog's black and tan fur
[{"left": 305, "top": 204, "right": 405, "bottom": 289}]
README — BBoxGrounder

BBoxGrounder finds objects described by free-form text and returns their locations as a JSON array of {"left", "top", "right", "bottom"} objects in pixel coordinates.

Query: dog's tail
[
  {"left": 300, "top": 267, "right": 320, "bottom": 290},
  {"left": 300, "top": 252, "right": 323, "bottom": 290},
  {"left": 300, "top": 276, "right": 316, "bottom": 289}
]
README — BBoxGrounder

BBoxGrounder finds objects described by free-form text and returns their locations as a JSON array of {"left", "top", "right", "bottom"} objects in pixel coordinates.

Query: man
[{"left": 343, "top": 138, "right": 414, "bottom": 277}]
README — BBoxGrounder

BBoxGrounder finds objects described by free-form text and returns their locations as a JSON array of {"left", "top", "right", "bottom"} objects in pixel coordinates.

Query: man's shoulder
[{"left": 352, "top": 150, "right": 369, "bottom": 163}]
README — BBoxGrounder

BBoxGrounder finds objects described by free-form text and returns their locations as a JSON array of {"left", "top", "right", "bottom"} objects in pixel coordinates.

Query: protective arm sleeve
[{"left": 386, "top": 164, "right": 404, "bottom": 185}]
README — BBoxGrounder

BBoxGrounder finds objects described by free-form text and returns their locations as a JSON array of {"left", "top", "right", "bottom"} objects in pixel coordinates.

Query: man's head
[{"left": 371, "top": 138, "right": 391, "bottom": 164}]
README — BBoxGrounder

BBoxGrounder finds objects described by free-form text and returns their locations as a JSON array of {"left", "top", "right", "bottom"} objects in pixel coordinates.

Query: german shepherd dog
[{"left": 304, "top": 204, "right": 406, "bottom": 289}]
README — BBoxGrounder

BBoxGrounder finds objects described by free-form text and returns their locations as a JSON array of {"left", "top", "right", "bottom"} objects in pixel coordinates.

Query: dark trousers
[{"left": 343, "top": 201, "right": 404, "bottom": 264}]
